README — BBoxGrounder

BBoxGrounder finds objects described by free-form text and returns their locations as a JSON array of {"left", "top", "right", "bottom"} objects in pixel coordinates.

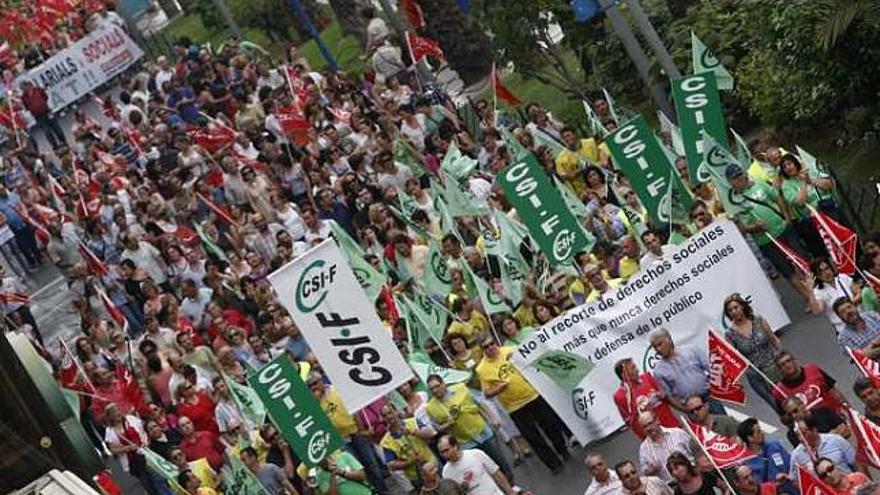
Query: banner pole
[{"left": 679, "top": 417, "right": 739, "bottom": 495}]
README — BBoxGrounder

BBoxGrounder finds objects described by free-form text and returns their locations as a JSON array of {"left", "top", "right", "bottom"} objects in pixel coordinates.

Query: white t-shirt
[
  {"left": 181, "top": 287, "right": 214, "bottom": 329},
  {"left": 442, "top": 449, "right": 502, "bottom": 495},
  {"left": 104, "top": 415, "right": 146, "bottom": 473},
  {"left": 814, "top": 273, "right": 854, "bottom": 332},
  {"left": 585, "top": 471, "right": 622, "bottom": 495}
]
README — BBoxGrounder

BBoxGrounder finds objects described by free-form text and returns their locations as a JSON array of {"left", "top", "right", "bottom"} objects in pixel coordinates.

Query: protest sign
[
  {"left": 511, "top": 220, "right": 789, "bottom": 445},
  {"left": 249, "top": 354, "right": 343, "bottom": 467},
  {"left": 498, "top": 153, "right": 593, "bottom": 266},
  {"left": 268, "top": 240, "right": 412, "bottom": 412},
  {"left": 672, "top": 72, "right": 727, "bottom": 184},
  {"left": 17, "top": 25, "right": 144, "bottom": 112}
]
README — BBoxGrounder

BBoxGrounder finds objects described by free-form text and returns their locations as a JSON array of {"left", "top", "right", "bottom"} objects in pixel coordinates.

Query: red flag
[
  {"left": 94, "top": 470, "right": 122, "bottom": 495},
  {"left": 708, "top": 328, "right": 749, "bottom": 405},
  {"left": 797, "top": 465, "right": 837, "bottom": 495},
  {"left": 769, "top": 237, "right": 810, "bottom": 276},
  {"left": 276, "top": 105, "right": 311, "bottom": 145},
  {"left": 196, "top": 192, "right": 237, "bottom": 226},
  {"left": 400, "top": 0, "right": 425, "bottom": 28},
  {"left": 13, "top": 205, "right": 49, "bottom": 244},
  {"left": 844, "top": 405, "right": 880, "bottom": 468},
  {"left": 188, "top": 126, "right": 235, "bottom": 154},
  {"left": 0, "top": 291, "right": 30, "bottom": 305},
  {"left": 406, "top": 31, "right": 444, "bottom": 63},
  {"left": 684, "top": 419, "right": 756, "bottom": 469},
  {"left": 115, "top": 361, "right": 147, "bottom": 415},
  {"left": 810, "top": 206, "right": 858, "bottom": 276},
  {"left": 327, "top": 106, "right": 351, "bottom": 125},
  {"left": 847, "top": 347, "right": 880, "bottom": 387},
  {"left": 492, "top": 67, "right": 521, "bottom": 106},
  {"left": 95, "top": 285, "right": 128, "bottom": 334},
  {"left": 78, "top": 240, "right": 109, "bottom": 278}
]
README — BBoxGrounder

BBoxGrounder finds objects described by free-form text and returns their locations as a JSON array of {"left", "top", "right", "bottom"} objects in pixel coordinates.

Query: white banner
[
  {"left": 18, "top": 25, "right": 144, "bottom": 112},
  {"left": 512, "top": 220, "right": 790, "bottom": 445},
  {"left": 269, "top": 239, "right": 412, "bottom": 412}
]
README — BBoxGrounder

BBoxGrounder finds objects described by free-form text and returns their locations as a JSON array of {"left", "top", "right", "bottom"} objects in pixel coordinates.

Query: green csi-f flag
[
  {"left": 431, "top": 177, "right": 489, "bottom": 218},
  {"left": 328, "top": 220, "right": 385, "bottom": 301},
  {"left": 795, "top": 145, "right": 824, "bottom": 179},
  {"left": 691, "top": 32, "right": 733, "bottom": 90},
  {"left": 498, "top": 153, "right": 593, "bottom": 266},
  {"left": 531, "top": 127, "right": 566, "bottom": 159},
  {"left": 396, "top": 187, "right": 421, "bottom": 219},
  {"left": 498, "top": 253, "right": 525, "bottom": 307},
  {"left": 223, "top": 447, "right": 266, "bottom": 494},
  {"left": 395, "top": 139, "right": 427, "bottom": 177},
  {"left": 672, "top": 72, "right": 727, "bottom": 185},
  {"left": 463, "top": 262, "right": 511, "bottom": 315},
  {"left": 658, "top": 111, "right": 685, "bottom": 157},
  {"left": 583, "top": 100, "right": 608, "bottom": 138},
  {"left": 531, "top": 350, "right": 595, "bottom": 391},
  {"left": 223, "top": 373, "right": 266, "bottom": 428},
  {"left": 409, "top": 352, "right": 472, "bottom": 384},
  {"left": 421, "top": 240, "right": 453, "bottom": 297},
  {"left": 397, "top": 293, "right": 447, "bottom": 350},
  {"left": 701, "top": 131, "right": 747, "bottom": 216},
  {"left": 193, "top": 222, "right": 228, "bottom": 262},
  {"left": 248, "top": 355, "right": 344, "bottom": 467},
  {"left": 603, "top": 88, "right": 621, "bottom": 125},
  {"left": 554, "top": 176, "right": 589, "bottom": 221},
  {"left": 605, "top": 115, "right": 693, "bottom": 226},
  {"left": 731, "top": 127, "right": 752, "bottom": 167},
  {"left": 441, "top": 142, "right": 479, "bottom": 180},
  {"left": 140, "top": 446, "right": 180, "bottom": 486}
]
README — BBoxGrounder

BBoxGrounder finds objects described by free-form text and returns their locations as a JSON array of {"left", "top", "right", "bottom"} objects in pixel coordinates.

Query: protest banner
[
  {"left": 498, "top": 153, "right": 593, "bottom": 266},
  {"left": 17, "top": 25, "right": 144, "bottom": 113},
  {"left": 249, "top": 354, "right": 344, "bottom": 467},
  {"left": 672, "top": 72, "right": 727, "bottom": 185},
  {"left": 268, "top": 239, "right": 412, "bottom": 412},
  {"left": 511, "top": 220, "right": 789, "bottom": 445}
]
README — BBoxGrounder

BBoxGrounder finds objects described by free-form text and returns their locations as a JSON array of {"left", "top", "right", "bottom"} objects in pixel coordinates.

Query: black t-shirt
[{"left": 673, "top": 471, "right": 722, "bottom": 495}]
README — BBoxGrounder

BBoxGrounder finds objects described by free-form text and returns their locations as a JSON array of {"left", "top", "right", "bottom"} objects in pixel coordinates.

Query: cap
[{"left": 724, "top": 163, "right": 745, "bottom": 179}]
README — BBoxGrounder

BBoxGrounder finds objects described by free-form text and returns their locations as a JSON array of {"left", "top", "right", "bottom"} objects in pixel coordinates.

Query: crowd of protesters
[{"left": 2, "top": 2, "right": 880, "bottom": 494}]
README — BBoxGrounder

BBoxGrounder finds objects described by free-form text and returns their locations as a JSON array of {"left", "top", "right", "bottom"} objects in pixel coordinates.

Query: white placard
[
  {"left": 512, "top": 219, "right": 790, "bottom": 445},
  {"left": 269, "top": 239, "right": 412, "bottom": 412}
]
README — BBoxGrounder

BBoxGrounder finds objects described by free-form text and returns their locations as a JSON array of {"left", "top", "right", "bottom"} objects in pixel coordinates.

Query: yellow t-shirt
[
  {"left": 446, "top": 311, "right": 489, "bottom": 346},
  {"left": 379, "top": 418, "right": 437, "bottom": 480},
  {"left": 586, "top": 278, "right": 622, "bottom": 303},
  {"left": 513, "top": 305, "right": 538, "bottom": 329},
  {"left": 189, "top": 458, "right": 219, "bottom": 490},
  {"left": 476, "top": 347, "right": 538, "bottom": 413},
  {"left": 425, "top": 383, "right": 487, "bottom": 443},
  {"left": 320, "top": 387, "right": 359, "bottom": 437},
  {"left": 619, "top": 256, "right": 640, "bottom": 281}
]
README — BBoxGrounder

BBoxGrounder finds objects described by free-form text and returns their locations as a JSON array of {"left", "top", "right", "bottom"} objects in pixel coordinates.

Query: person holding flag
[
  {"left": 789, "top": 415, "right": 863, "bottom": 483},
  {"left": 612, "top": 357, "right": 679, "bottom": 440}
]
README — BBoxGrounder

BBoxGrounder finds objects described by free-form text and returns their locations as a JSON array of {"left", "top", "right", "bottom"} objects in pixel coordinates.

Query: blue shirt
[
  {"left": 0, "top": 192, "right": 25, "bottom": 229},
  {"left": 743, "top": 440, "right": 790, "bottom": 483},
  {"left": 789, "top": 433, "right": 855, "bottom": 482},
  {"left": 653, "top": 346, "right": 710, "bottom": 403},
  {"left": 838, "top": 310, "right": 880, "bottom": 351}
]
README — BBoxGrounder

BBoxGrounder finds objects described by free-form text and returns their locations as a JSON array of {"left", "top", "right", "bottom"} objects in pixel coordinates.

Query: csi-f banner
[
  {"left": 511, "top": 220, "right": 789, "bottom": 445},
  {"left": 605, "top": 115, "right": 693, "bottom": 226},
  {"left": 249, "top": 354, "right": 344, "bottom": 467},
  {"left": 498, "top": 153, "right": 593, "bottom": 266},
  {"left": 672, "top": 72, "right": 727, "bottom": 185},
  {"left": 268, "top": 240, "right": 412, "bottom": 412},
  {"left": 17, "top": 25, "right": 144, "bottom": 113}
]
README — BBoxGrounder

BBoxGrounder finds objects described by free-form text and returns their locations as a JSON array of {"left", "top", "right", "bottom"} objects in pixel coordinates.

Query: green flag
[
  {"left": 672, "top": 72, "right": 728, "bottom": 184},
  {"left": 223, "top": 373, "right": 266, "bottom": 428},
  {"left": 193, "top": 222, "right": 228, "bottom": 262},
  {"left": 394, "top": 139, "right": 427, "bottom": 177},
  {"left": 795, "top": 145, "right": 824, "bottom": 178},
  {"left": 477, "top": 219, "right": 501, "bottom": 256},
  {"left": 388, "top": 203, "right": 432, "bottom": 243},
  {"left": 658, "top": 111, "right": 686, "bottom": 157},
  {"left": 554, "top": 177, "right": 590, "bottom": 221},
  {"left": 432, "top": 196, "right": 460, "bottom": 241},
  {"left": 499, "top": 127, "right": 531, "bottom": 162},
  {"left": 493, "top": 211, "right": 531, "bottom": 274},
  {"left": 61, "top": 387, "right": 80, "bottom": 421},
  {"left": 397, "top": 187, "right": 421, "bottom": 218},
  {"left": 462, "top": 262, "right": 510, "bottom": 315},
  {"left": 421, "top": 240, "right": 453, "bottom": 297},
  {"left": 441, "top": 142, "right": 478, "bottom": 180},
  {"left": 701, "top": 131, "right": 747, "bottom": 216},
  {"left": 431, "top": 177, "right": 489, "bottom": 218},
  {"left": 531, "top": 127, "right": 566, "bottom": 159},
  {"left": 409, "top": 352, "right": 472, "bottom": 384},
  {"left": 329, "top": 220, "right": 386, "bottom": 301},
  {"left": 583, "top": 100, "right": 607, "bottom": 137},
  {"left": 140, "top": 446, "right": 180, "bottom": 486},
  {"left": 603, "top": 88, "right": 621, "bottom": 125},
  {"left": 531, "top": 350, "right": 595, "bottom": 391},
  {"left": 691, "top": 32, "right": 733, "bottom": 90},
  {"left": 498, "top": 253, "right": 525, "bottom": 307},
  {"left": 605, "top": 115, "right": 693, "bottom": 226},
  {"left": 223, "top": 448, "right": 266, "bottom": 495},
  {"left": 730, "top": 128, "right": 752, "bottom": 166},
  {"left": 399, "top": 292, "right": 449, "bottom": 348}
]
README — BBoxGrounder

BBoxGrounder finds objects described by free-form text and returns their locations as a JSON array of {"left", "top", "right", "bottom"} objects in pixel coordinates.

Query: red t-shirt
[
  {"left": 21, "top": 87, "right": 49, "bottom": 116},
  {"left": 180, "top": 430, "right": 224, "bottom": 470},
  {"left": 613, "top": 372, "right": 680, "bottom": 439},
  {"left": 772, "top": 363, "right": 841, "bottom": 413},
  {"left": 176, "top": 391, "right": 219, "bottom": 435}
]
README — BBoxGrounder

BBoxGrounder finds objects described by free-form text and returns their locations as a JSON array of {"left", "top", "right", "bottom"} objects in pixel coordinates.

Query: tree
[
  {"left": 328, "top": 0, "right": 369, "bottom": 47},
  {"left": 814, "top": 0, "right": 880, "bottom": 50},
  {"left": 419, "top": 0, "right": 493, "bottom": 86}
]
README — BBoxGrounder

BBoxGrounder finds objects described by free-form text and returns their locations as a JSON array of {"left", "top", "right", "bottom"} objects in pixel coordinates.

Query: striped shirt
[
  {"left": 638, "top": 427, "right": 698, "bottom": 482},
  {"left": 838, "top": 310, "right": 880, "bottom": 351}
]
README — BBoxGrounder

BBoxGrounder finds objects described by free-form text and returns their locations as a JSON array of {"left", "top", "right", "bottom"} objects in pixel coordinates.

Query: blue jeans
[
  {"left": 476, "top": 432, "right": 515, "bottom": 482},
  {"left": 345, "top": 435, "right": 389, "bottom": 495}
]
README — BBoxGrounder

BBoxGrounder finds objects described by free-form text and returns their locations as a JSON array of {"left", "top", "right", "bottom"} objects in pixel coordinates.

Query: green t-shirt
[
  {"left": 736, "top": 181, "right": 787, "bottom": 245},
  {"left": 863, "top": 286, "right": 879, "bottom": 312},
  {"left": 780, "top": 178, "right": 820, "bottom": 220},
  {"left": 317, "top": 452, "right": 372, "bottom": 495}
]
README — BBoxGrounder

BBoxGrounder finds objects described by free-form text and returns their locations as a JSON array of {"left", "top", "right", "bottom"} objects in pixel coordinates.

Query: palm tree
[{"left": 815, "top": 0, "right": 880, "bottom": 50}]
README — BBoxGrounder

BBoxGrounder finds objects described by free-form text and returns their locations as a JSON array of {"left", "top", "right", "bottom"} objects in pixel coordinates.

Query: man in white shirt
[
  {"left": 637, "top": 411, "right": 701, "bottom": 483},
  {"left": 639, "top": 230, "right": 674, "bottom": 267},
  {"left": 584, "top": 453, "right": 622, "bottom": 495},
  {"left": 614, "top": 460, "right": 672, "bottom": 495},
  {"left": 120, "top": 233, "right": 168, "bottom": 287},
  {"left": 180, "top": 279, "right": 213, "bottom": 331},
  {"left": 438, "top": 434, "right": 515, "bottom": 495}
]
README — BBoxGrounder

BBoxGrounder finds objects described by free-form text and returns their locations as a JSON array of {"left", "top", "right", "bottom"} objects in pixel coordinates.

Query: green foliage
[{"left": 420, "top": 0, "right": 493, "bottom": 85}]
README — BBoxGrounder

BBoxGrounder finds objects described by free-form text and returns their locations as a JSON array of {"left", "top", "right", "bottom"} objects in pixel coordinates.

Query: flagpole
[
  {"left": 679, "top": 417, "right": 739, "bottom": 495},
  {"left": 845, "top": 405, "right": 880, "bottom": 466},
  {"left": 491, "top": 63, "right": 498, "bottom": 129},
  {"left": 60, "top": 337, "right": 96, "bottom": 391},
  {"left": 6, "top": 96, "right": 21, "bottom": 149},
  {"left": 807, "top": 205, "right": 875, "bottom": 291},
  {"left": 403, "top": 31, "right": 424, "bottom": 94}
]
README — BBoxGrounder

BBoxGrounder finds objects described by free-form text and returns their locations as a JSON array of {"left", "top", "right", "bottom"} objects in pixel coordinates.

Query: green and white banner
[
  {"left": 498, "top": 153, "right": 594, "bottom": 266},
  {"left": 268, "top": 240, "right": 412, "bottom": 412},
  {"left": 249, "top": 354, "right": 344, "bottom": 467},
  {"left": 605, "top": 115, "right": 693, "bottom": 225},
  {"left": 672, "top": 72, "right": 727, "bottom": 184},
  {"left": 691, "top": 32, "right": 733, "bottom": 90}
]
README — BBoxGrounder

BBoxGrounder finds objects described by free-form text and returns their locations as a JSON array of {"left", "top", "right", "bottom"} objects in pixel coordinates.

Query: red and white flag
[
  {"left": 683, "top": 419, "right": 756, "bottom": 469},
  {"left": 708, "top": 328, "right": 749, "bottom": 405},
  {"left": 492, "top": 66, "right": 522, "bottom": 106},
  {"left": 797, "top": 465, "right": 837, "bottom": 495},
  {"left": 399, "top": 0, "right": 425, "bottom": 28},
  {"left": 769, "top": 237, "right": 810, "bottom": 276},
  {"left": 78, "top": 240, "right": 109, "bottom": 278},
  {"left": 405, "top": 31, "right": 444, "bottom": 63},
  {"left": 847, "top": 347, "right": 880, "bottom": 387},
  {"left": 844, "top": 405, "right": 880, "bottom": 468},
  {"left": 196, "top": 192, "right": 237, "bottom": 226},
  {"left": 188, "top": 126, "right": 235, "bottom": 154},
  {"left": 809, "top": 206, "right": 858, "bottom": 276},
  {"left": 95, "top": 284, "right": 128, "bottom": 334}
]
